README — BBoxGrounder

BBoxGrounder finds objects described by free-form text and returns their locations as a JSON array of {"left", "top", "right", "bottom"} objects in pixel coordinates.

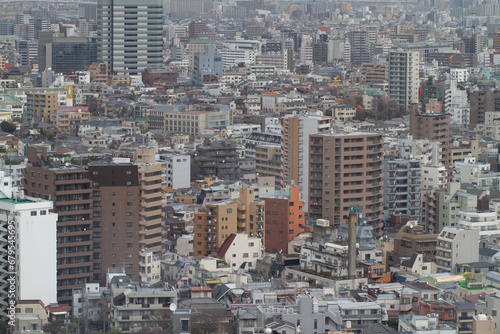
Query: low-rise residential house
[{"left": 216, "top": 233, "right": 263, "bottom": 270}]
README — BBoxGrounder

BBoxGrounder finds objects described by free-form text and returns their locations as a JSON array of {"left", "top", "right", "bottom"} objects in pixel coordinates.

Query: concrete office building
[
  {"left": 38, "top": 31, "right": 97, "bottom": 73},
  {"left": 308, "top": 129, "right": 384, "bottom": 236},
  {"left": 97, "top": 0, "right": 163, "bottom": 75},
  {"left": 188, "top": 39, "right": 215, "bottom": 72},
  {"left": 389, "top": 50, "right": 419, "bottom": 108},
  {"left": 0, "top": 171, "right": 58, "bottom": 313},
  {"left": 192, "top": 44, "right": 223, "bottom": 84},
  {"left": 147, "top": 104, "right": 230, "bottom": 133},
  {"left": 22, "top": 146, "right": 93, "bottom": 306},
  {"left": 281, "top": 114, "right": 332, "bottom": 208}
]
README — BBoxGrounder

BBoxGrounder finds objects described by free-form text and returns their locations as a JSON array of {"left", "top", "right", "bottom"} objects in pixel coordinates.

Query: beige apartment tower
[
  {"left": 136, "top": 147, "right": 165, "bottom": 254},
  {"left": 308, "top": 130, "right": 384, "bottom": 236},
  {"left": 194, "top": 188, "right": 264, "bottom": 257},
  {"left": 389, "top": 50, "right": 419, "bottom": 108}
]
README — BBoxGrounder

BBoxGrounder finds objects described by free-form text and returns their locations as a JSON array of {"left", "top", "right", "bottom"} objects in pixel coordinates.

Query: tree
[
  {"left": 354, "top": 109, "right": 374, "bottom": 121},
  {"left": 0, "top": 121, "right": 16, "bottom": 134},
  {"left": 106, "top": 328, "right": 124, "bottom": 334}
]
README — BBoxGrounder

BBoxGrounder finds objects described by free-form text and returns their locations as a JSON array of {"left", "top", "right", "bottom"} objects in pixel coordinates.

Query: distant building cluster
[{"left": 3, "top": 0, "right": 500, "bottom": 333}]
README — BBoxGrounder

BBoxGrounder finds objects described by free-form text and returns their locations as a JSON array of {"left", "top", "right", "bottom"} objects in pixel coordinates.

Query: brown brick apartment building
[
  {"left": 262, "top": 186, "right": 305, "bottom": 254},
  {"left": 308, "top": 130, "right": 384, "bottom": 236},
  {"left": 23, "top": 146, "right": 93, "bottom": 304}
]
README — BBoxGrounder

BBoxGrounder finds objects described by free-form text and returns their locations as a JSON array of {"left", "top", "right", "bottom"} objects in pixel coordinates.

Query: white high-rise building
[
  {"left": 0, "top": 171, "right": 57, "bottom": 313},
  {"left": 389, "top": 50, "right": 419, "bottom": 108},
  {"left": 445, "top": 80, "right": 469, "bottom": 128},
  {"left": 97, "top": 0, "right": 163, "bottom": 75}
]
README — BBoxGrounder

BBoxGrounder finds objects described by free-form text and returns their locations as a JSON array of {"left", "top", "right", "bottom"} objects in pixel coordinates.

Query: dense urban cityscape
[{"left": 1, "top": 0, "right": 500, "bottom": 333}]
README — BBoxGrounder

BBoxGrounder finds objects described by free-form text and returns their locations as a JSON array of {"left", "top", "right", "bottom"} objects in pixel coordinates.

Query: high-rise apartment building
[
  {"left": 409, "top": 110, "right": 452, "bottom": 172},
  {"left": 389, "top": 50, "right": 419, "bottom": 108},
  {"left": 22, "top": 146, "right": 165, "bottom": 303},
  {"left": 87, "top": 162, "right": 142, "bottom": 285},
  {"left": 192, "top": 140, "right": 240, "bottom": 181},
  {"left": 97, "top": 0, "right": 163, "bottom": 75},
  {"left": 135, "top": 147, "right": 165, "bottom": 254},
  {"left": 255, "top": 144, "right": 282, "bottom": 188},
  {"left": 469, "top": 90, "right": 495, "bottom": 130},
  {"left": 281, "top": 114, "right": 332, "bottom": 208},
  {"left": 194, "top": 188, "right": 264, "bottom": 257},
  {"left": 0, "top": 171, "right": 58, "bottom": 312},
  {"left": 349, "top": 31, "right": 371, "bottom": 65},
  {"left": 308, "top": 129, "right": 384, "bottom": 235},
  {"left": 383, "top": 158, "right": 421, "bottom": 220},
  {"left": 261, "top": 186, "right": 305, "bottom": 254},
  {"left": 22, "top": 146, "right": 93, "bottom": 305}
]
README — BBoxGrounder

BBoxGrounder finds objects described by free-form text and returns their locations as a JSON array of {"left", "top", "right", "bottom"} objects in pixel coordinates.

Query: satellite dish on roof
[{"left": 169, "top": 303, "right": 177, "bottom": 312}]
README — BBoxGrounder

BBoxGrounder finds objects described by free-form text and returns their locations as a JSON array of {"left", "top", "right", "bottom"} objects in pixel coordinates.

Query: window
[
  {"left": 127, "top": 222, "right": 133, "bottom": 227},
  {"left": 249, "top": 242, "right": 254, "bottom": 247},
  {"left": 232, "top": 254, "right": 236, "bottom": 258},
  {"left": 40, "top": 210, "right": 46, "bottom": 215},
  {"left": 127, "top": 253, "right": 133, "bottom": 258},
  {"left": 126, "top": 170, "right": 132, "bottom": 175},
  {"left": 25, "top": 308, "right": 33, "bottom": 313},
  {"left": 31, "top": 211, "right": 37, "bottom": 216},
  {"left": 127, "top": 243, "right": 133, "bottom": 248},
  {"left": 181, "top": 320, "right": 189, "bottom": 331},
  {"left": 126, "top": 181, "right": 132, "bottom": 186},
  {"left": 227, "top": 208, "right": 232, "bottom": 213},
  {"left": 253, "top": 252, "right": 259, "bottom": 257},
  {"left": 127, "top": 233, "right": 133, "bottom": 238},
  {"left": 127, "top": 192, "right": 132, "bottom": 196},
  {"left": 243, "top": 253, "right": 249, "bottom": 258},
  {"left": 92, "top": 171, "right": 98, "bottom": 176}
]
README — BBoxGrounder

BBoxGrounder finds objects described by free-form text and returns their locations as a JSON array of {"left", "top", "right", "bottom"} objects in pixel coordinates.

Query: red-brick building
[{"left": 261, "top": 186, "right": 305, "bottom": 254}]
